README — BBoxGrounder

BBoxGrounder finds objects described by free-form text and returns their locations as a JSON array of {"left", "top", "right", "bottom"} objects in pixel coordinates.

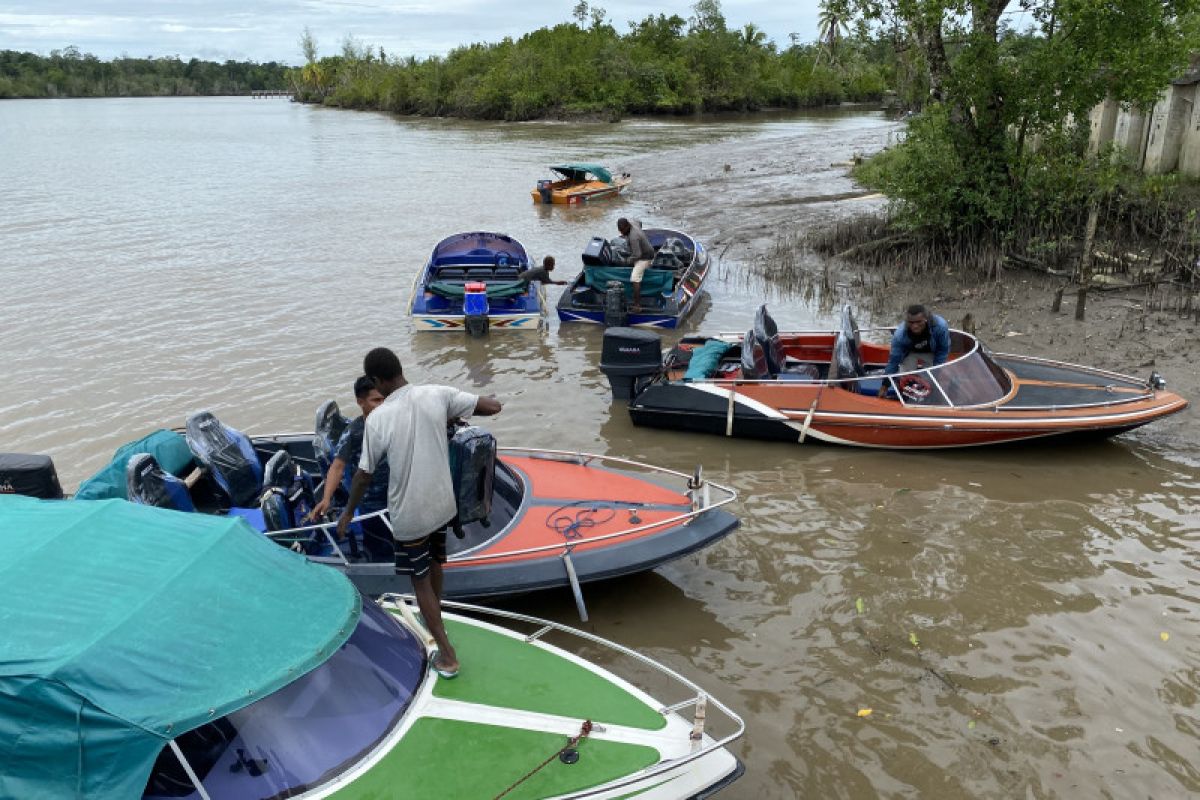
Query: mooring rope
[
  {"left": 492, "top": 720, "right": 594, "bottom": 800},
  {"left": 547, "top": 502, "right": 616, "bottom": 540}
]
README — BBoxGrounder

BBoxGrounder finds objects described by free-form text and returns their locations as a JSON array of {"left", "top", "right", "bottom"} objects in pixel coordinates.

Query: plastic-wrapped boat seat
[
  {"left": 313, "top": 400, "right": 351, "bottom": 478},
  {"left": 126, "top": 453, "right": 196, "bottom": 513},
  {"left": 448, "top": 425, "right": 496, "bottom": 526},
  {"left": 436, "top": 267, "right": 467, "bottom": 281},
  {"left": 184, "top": 411, "right": 266, "bottom": 529},
  {"left": 466, "top": 267, "right": 495, "bottom": 281},
  {"left": 259, "top": 450, "right": 317, "bottom": 532},
  {"left": 494, "top": 266, "right": 522, "bottom": 280},
  {"left": 741, "top": 330, "right": 771, "bottom": 380}
]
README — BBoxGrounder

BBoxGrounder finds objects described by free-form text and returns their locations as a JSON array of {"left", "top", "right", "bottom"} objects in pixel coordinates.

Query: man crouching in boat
[
  {"left": 309, "top": 375, "right": 391, "bottom": 561},
  {"left": 338, "top": 347, "right": 503, "bottom": 679},
  {"left": 879, "top": 304, "right": 951, "bottom": 398}
]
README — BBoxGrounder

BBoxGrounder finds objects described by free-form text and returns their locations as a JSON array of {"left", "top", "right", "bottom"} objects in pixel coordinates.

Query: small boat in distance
[
  {"left": 532, "top": 163, "right": 631, "bottom": 204},
  {"left": 409, "top": 231, "right": 544, "bottom": 334},
  {"left": 598, "top": 304, "right": 1188, "bottom": 448},
  {"left": 557, "top": 228, "right": 712, "bottom": 329},
  {"left": 0, "top": 496, "right": 745, "bottom": 799}
]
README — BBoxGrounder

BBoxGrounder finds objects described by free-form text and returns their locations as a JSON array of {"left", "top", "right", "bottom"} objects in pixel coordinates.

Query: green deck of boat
[
  {"left": 335, "top": 719, "right": 659, "bottom": 799},
  {"left": 432, "top": 618, "right": 667, "bottom": 731},
  {"left": 334, "top": 616, "right": 668, "bottom": 797}
]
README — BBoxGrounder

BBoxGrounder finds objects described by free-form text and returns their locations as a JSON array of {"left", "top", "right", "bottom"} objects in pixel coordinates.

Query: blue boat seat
[
  {"left": 226, "top": 506, "right": 267, "bottom": 531},
  {"left": 436, "top": 267, "right": 467, "bottom": 281},
  {"left": 126, "top": 453, "right": 196, "bottom": 513},
  {"left": 185, "top": 411, "right": 263, "bottom": 508},
  {"left": 259, "top": 450, "right": 316, "bottom": 532},
  {"left": 494, "top": 266, "right": 521, "bottom": 280},
  {"left": 466, "top": 267, "right": 494, "bottom": 280},
  {"left": 313, "top": 400, "right": 350, "bottom": 479}
]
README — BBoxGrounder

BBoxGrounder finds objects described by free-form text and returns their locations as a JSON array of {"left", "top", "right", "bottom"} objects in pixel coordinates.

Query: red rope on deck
[{"left": 492, "top": 720, "right": 594, "bottom": 800}]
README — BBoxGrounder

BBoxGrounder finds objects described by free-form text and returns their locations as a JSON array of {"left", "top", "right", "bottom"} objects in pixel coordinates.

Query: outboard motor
[
  {"left": 582, "top": 236, "right": 615, "bottom": 266},
  {"left": 463, "top": 281, "right": 490, "bottom": 337},
  {"left": 0, "top": 453, "right": 64, "bottom": 499},
  {"left": 537, "top": 179, "right": 554, "bottom": 204},
  {"left": 603, "top": 280, "right": 628, "bottom": 328},
  {"left": 600, "top": 327, "right": 663, "bottom": 401}
]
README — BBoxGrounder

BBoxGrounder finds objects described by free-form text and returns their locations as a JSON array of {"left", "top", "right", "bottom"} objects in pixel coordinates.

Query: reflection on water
[{"left": 1, "top": 98, "right": 1198, "bottom": 798}]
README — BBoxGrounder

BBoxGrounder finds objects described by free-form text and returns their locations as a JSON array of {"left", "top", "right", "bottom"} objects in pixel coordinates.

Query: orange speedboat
[
  {"left": 600, "top": 306, "right": 1188, "bottom": 449},
  {"left": 532, "top": 163, "right": 631, "bottom": 204}
]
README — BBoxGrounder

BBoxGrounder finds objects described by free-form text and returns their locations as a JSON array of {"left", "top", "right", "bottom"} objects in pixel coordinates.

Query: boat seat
[
  {"left": 829, "top": 332, "right": 866, "bottom": 381},
  {"left": 754, "top": 304, "right": 789, "bottom": 376},
  {"left": 466, "top": 267, "right": 495, "bottom": 280},
  {"left": 260, "top": 450, "right": 316, "bottom": 532},
  {"left": 126, "top": 453, "right": 196, "bottom": 513},
  {"left": 494, "top": 266, "right": 521, "bottom": 280},
  {"left": 313, "top": 400, "right": 350, "bottom": 478},
  {"left": 740, "top": 329, "right": 771, "bottom": 380},
  {"left": 185, "top": 410, "right": 263, "bottom": 508},
  {"left": 436, "top": 267, "right": 467, "bottom": 281}
]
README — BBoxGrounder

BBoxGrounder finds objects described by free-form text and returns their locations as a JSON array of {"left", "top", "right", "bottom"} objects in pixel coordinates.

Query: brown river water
[{"left": 2, "top": 98, "right": 1198, "bottom": 799}]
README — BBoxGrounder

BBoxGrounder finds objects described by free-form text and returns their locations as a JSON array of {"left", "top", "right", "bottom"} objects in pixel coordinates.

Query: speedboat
[
  {"left": 409, "top": 231, "right": 544, "bottom": 335},
  {"left": 598, "top": 304, "right": 1188, "bottom": 449},
  {"left": 532, "top": 163, "right": 631, "bottom": 204},
  {"left": 0, "top": 495, "right": 745, "bottom": 799},
  {"left": 45, "top": 406, "right": 739, "bottom": 614},
  {"left": 557, "top": 228, "right": 711, "bottom": 329}
]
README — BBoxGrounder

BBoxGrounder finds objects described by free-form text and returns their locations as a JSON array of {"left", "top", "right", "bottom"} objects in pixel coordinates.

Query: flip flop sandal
[{"left": 428, "top": 649, "right": 459, "bottom": 680}]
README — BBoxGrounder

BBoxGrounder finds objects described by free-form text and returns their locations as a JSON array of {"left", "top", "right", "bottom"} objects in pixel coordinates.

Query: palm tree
[
  {"left": 817, "top": 0, "right": 850, "bottom": 64},
  {"left": 739, "top": 23, "right": 767, "bottom": 49}
]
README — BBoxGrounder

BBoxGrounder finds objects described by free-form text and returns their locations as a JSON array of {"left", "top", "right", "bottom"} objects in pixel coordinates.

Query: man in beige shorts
[{"left": 617, "top": 217, "right": 654, "bottom": 312}]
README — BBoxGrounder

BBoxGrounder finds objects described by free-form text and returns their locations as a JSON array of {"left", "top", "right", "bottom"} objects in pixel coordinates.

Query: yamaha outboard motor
[
  {"left": 599, "top": 327, "right": 663, "bottom": 401},
  {"left": 463, "top": 281, "right": 490, "bottom": 337},
  {"left": 0, "top": 453, "right": 64, "bottom": 499},
  {"left": 603, "top": 280, "right": 628, "bottom": 328}
]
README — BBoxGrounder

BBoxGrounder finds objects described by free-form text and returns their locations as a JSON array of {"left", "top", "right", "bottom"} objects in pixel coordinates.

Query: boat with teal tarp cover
[
  {"left": 531, "top": 163, "right": 631, "bottom": 205},
  {"left": 0, "top": 496, "right": 745, "bottom": 798}
]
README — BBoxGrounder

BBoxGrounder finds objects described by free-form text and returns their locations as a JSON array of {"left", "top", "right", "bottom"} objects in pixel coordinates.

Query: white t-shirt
[{"left": 359, "top": 384, "right": 478, "bottom": 541}]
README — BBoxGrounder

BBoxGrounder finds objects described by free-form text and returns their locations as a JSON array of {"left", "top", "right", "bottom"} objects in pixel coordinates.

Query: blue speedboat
[
  {"left": 556, "top": 227, "right": 711, "bottom": 329},
  {"left": 409, "top": 231, "right": 545, "bottom": 335}
]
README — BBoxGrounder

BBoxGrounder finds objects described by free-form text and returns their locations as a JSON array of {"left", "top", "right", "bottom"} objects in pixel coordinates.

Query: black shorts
[
  {"left": 359, "top": 514, "right": 395, "bottom": 563},
  {"left": 394, "top": 521, "right": 451, "bottom": 580}
]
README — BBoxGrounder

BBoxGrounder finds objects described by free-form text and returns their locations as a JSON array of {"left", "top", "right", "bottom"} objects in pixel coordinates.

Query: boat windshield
[
  {"left": 888, "top": 347, "right": 1011, "bottom": 407},
  {"left": 142, "top": 599, "right": 425, "bottom": 800}
]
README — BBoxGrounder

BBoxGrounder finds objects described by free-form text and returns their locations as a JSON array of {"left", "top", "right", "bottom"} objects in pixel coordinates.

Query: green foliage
[
  {"left": 0, "top": 49, "right": 289, "bottom": 98},
  {"left": 291, "top": 2, "right": 898, "bottom": 119}
]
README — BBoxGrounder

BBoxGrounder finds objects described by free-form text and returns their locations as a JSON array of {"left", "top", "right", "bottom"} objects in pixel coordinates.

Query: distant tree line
[
  {"left": 0, "top": 47, "right": 290, "bottom": 98},
  {"left": 292, "top": 1, "right": 894, "bottom": 120}
]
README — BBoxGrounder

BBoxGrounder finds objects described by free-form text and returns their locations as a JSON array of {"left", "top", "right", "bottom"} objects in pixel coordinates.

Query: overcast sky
[{"left": 0, "top": 1, "right": 826, "bottom": 65}]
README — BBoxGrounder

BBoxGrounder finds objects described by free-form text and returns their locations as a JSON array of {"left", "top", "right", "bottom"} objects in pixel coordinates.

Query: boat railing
[
  {"left": 259, "top": 442, "right": 737, "bottom": 568},
  {"left": 379, "top": 593, "right": 746, "bottom": 793}
]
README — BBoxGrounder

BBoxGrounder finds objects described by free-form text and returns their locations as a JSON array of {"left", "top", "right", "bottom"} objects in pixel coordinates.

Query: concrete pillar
[
  {"left": 1177, "top": 84, "right": 1200, "bottom": 178},
  {"left": 1088, "top": 97, "right": 1119, "bottom": 154},
  {"left": 1112, "top": 106, "right": 1149, "bottom": 168},
  {"left": 1144, "top": 85, "right": 1191, "bottom": 174}
]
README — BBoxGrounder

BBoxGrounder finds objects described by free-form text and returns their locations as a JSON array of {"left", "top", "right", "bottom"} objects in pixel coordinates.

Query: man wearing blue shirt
[{"left": 883, "top": 304, "right": 950, "bottom": 378}]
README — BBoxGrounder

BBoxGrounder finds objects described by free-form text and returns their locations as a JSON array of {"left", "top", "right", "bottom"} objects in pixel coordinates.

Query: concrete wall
[
  {"left": 1090, "top": 69, "right": 1200, "bottom": 176},
  {"left": 1179, "top": 85, "right": 1200, "bottom": 178}
]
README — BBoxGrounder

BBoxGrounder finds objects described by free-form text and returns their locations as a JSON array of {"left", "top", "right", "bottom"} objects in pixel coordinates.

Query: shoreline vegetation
[{"left": 0, "top": 47, "right": 289, "bottom": 98}]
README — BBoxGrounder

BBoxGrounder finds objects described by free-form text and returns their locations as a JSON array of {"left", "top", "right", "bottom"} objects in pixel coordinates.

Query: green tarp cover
[
  {"left": 75, "top": 429, "right": 195, "bottom": 501},
  {"left": 684, "top": 340, "right": 734, "bottom": 381},
  {"left": 584, "top": 266, "right": 675, "bottom": 297},
  {"left": 551, "top": 163, "right": 613, "bottom": 183},
  {"left": 429, "top": 280, "right": 528, "bottom": 299},
  {"left": 0, "top": 496, "right": 361, "bottom": 800}
]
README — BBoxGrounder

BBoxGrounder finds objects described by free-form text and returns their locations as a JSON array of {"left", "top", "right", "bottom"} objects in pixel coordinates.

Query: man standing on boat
[
  {"left": 618, "top": 217, "right": 654, "bottom": 312},
  {"left": 879, "top": 304, "right": 951, "bottom": 396},
  {"left": 338, "top": 347, "right": 502, "bottom": 679}
]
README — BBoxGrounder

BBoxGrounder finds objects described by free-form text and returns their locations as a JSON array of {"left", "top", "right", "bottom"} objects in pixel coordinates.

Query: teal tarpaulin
[
  {"left": 684, "top": 340, "right": 734, "bottom": 381},
  {"left": 75, "top": 429, "right": 195, "bottom": 501},
  {"left": 550, "top": 163, "right": 614, "bottom": 183},
  {"left": 583, "top": 266, "right": 675, "bottom": 297},
  {"left": 428, "top": 280, "right": 529, "bottom": 300},
  {"left": 0, "top": 496, "right": 360, "bottom": 800}
]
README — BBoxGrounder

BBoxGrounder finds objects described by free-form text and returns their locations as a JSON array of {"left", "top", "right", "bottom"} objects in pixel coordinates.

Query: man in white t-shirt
[{"left": 338, "top": 347, "right": 502, "bottom": 679}]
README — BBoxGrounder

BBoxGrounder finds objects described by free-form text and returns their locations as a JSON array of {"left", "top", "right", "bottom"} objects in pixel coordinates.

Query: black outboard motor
[
  {"left": 0, "top": 453, "right": 64, "bottom": 499},
  {"left": 582, "top": 236, "right": 615, "bottom": 266},
  {"left": 600, "top": 327, "right": 663, "bottom": 401},
  {"left": 603, "top": 280, "right": 628, "bottom": 328}
]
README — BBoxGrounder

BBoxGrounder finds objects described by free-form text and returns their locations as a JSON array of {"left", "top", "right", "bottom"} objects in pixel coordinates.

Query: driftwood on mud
[{"left": 834, "top": 233, "right": 914, "bottom": 261}]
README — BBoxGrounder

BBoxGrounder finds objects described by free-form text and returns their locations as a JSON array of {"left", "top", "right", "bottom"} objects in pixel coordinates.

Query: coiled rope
[{"left": 492, "top": 719, "right": 594, "bottom": 800}]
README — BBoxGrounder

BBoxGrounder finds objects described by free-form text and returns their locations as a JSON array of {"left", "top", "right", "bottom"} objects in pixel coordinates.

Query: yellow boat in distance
[{"left": 532, "top": 163, "right": 632, "bottom": 204}]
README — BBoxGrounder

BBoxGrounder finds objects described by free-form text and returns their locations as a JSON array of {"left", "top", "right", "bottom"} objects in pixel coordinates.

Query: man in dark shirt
[
  {"left": 311, "top": 375, "right": 393, "bottom": 560},
  {"left": 518, "top": 255, "right": 566, "bottom": 286},
  {"left": 618, "top": 217, "right": 654, "bottom": 311}
]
